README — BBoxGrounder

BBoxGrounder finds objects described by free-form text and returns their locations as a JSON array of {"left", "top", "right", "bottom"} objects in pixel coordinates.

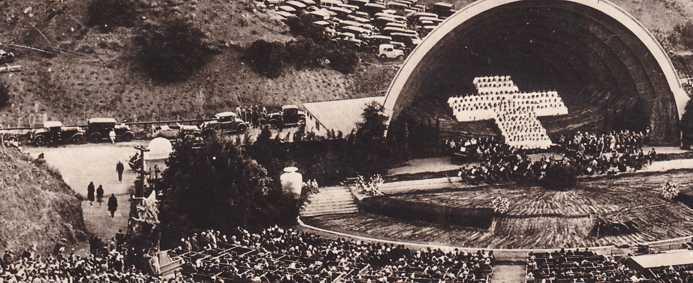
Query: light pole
[{"left": 133, "top": 145, "right": 150, "bottom": 198}]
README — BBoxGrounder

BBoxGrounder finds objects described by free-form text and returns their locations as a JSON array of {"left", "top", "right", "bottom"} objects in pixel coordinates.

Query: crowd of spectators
[
  {"left": 525, "top": 249, "right": 645, "bottom": 282},
  {"left": 235, "top": 105, "right": 267, "bottom": 128},
  {"left": 0, "top": 241, "right": 157, "bottom": 282},
  {"left": 172, "top": 226, "right": 494, "bottom": 282},
  {"left": 450, "top": 130, "right": 655, "bottom": 185}
]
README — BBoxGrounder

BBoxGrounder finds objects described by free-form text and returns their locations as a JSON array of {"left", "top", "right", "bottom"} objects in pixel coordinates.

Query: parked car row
[
  {"left": 25, "top": 104, "right": 308, "bottom": 147},
  {"left": 28, "top": 118, "right": 135, "bottom": 146},
  {"left": 263, "top": 0, "right": 456, "bottom": 59}
]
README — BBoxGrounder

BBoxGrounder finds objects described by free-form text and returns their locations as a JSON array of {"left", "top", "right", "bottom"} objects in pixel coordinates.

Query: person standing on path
[
  {"left": 87, "top": 182, "right": 95, "bottom": 206},
  {"left": 109, "top": 129, "right": 116, "bottom": 144},
  {"left": 107, "top": 193, "right": 118, "bottom": 218},
  {"left": 96, "top": 185, "right": 104, "bottom": 207},
  {"left": 116, "top": 161, "right": 124, "bottom": 182}
]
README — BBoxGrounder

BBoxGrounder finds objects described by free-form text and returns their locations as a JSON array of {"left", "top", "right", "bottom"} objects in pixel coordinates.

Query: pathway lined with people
[{"left": 26, "top": 142, "right": 146, "bottom": 245}]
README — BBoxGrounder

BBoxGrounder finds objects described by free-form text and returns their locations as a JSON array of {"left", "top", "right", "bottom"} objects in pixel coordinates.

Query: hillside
[
  {"left": 0, "top": 0, "right": 690, "bottom": 126},
  {"left": 0, "top": 146, "right": 86, "bottom": 253}
]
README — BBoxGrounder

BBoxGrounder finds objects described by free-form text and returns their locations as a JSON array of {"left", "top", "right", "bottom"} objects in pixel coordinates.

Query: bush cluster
[
  {"left": 0, "top": 81, "right": 10, "bottom": 109},
  {"left": 540, "top": 163, "right": 578, "bottom": 190},
  {"left": 244, "top": 39, "right": 359, "bottom": 78},
  {"left": 86, "top": 0, "right": 137, "bottom": 32},
  {"left": 675, "top": 21, "right": 693, "bottom": 50},
  {"left": 135, "top": 19, "right": 215, "bottom": 83}
]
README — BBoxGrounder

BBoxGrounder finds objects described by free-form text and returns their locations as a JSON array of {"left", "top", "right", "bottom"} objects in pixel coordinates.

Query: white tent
[{"left": 144, "top": 137, "right": 173, "bottom": 172}]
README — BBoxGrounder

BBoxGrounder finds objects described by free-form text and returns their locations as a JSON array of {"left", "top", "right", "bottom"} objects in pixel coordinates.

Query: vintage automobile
[
  {"left": 153, "top": 124, "right": 201, "bottom": 139},
  {"left": 0, "top": 49, "right": 15, "bottom": 64},
  {"left": 200, "top": 112, "right": 249, "bottom": 134},
  {"left": 267, "top": 105, "right": 306, "bottom": 129},
  {"left": 86, "top": 117, "right": 134, "bottom": 143},
  {"left": 31, "top": 121, "right": 86, "bottom": 146},
  {"left": 378, "top": 43, "right": 404, "bottom": 60}
]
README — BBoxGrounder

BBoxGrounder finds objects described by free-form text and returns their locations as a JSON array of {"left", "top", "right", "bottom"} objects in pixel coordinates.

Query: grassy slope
[
  {"left": 0, "top": 147, "right": 86, "bottom": 253},
  {"left": 0, "top": 0, "right": 689, "bottom": 126}
]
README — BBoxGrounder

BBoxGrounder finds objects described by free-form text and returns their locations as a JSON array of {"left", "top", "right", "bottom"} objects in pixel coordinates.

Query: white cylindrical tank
[{"left": 280, "top": 166, "right": 303, "bottom": 197}]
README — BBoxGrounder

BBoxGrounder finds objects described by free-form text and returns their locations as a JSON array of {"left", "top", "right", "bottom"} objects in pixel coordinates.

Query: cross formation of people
[{"left": 447, "top": 75, "right": 568, "bottom": 149}]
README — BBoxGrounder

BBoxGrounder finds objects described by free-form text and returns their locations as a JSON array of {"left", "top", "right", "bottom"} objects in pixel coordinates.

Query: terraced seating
[
  {"left": 173, "top": 227, "right": 494, "bottom": 282},
  {"left": 525, "top": 249, "right": 643, "bottom": 282}
]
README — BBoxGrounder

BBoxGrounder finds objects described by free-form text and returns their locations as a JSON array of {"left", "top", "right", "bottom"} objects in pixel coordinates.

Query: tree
[
  {"left": 243, "top": 40, "right": 287, "bottom": 78},
  {"left": 159, "top": 135, "right": 299, "bottom": 247},
  {"left": 86, "top": 0, "right": 137, "bottom": 32},
  {"left": 135, "top": 18, "right": 214, "bottom": 82},
  {"left": 0, "top": 81, "right": 9, "bottom": 109},
  {"left": 328, "top": 47, "right": 359, "bottom": 74},
  {"left": 675, "top": 21, "right": 693, "bottom": 50},
  {"left": 680, "top": 99, "right": 693, "bottom": 149},
  {"left": 353, "top": 101, "right": 391, "bottom": 175}
]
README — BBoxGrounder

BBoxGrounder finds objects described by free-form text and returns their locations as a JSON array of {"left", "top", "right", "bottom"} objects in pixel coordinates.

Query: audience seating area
[
  {"left": 173, "top": 227, "right": 494, "bottom": 282},
  {"left": 525, "top": 249, "right": 643, "bottom": 282},
  {"left": 448, "top": 76, "right": 568, "bottom": 149}
]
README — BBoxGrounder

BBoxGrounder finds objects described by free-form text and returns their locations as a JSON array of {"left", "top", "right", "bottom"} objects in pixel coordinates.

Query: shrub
[
  {"left": 346, "top": 175, "right": 384, "bottom": 196},
  {"left": 491, "top": 196, "right": 510, "bottom": 215},
  {"left": 328, "top": 47, "right": 359, "bottom": 74},
  {"left": 661, "top": 182, "right": 680, "bottom": 201},
  {"left": 681, "top": 99, "right": 693, "bottom": 148},
  {"left": 135, "top": 19, "right": 214, "bottom": 82},
  {"left": 86, "top": 0, "right": 137, "bottom": 32},
  {"left": 285, "top": 39, "right": 327, "bottom": 69},
  {"left": 243, "top": 40, "right": 287, "bottom": 78},
  {"left": 0, "top": 81, "right": 9, "bottom": 109},
  {"left": 540, "top": 162, "right": 578, "bottom": 190},
  {"left": 675, "top": 21, "right": 693, "bottom": 50}
]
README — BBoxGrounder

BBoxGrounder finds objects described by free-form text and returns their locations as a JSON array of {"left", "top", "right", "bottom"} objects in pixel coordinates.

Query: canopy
[{"left": 145, "top": 138, "right": 173, "bottom": 161}]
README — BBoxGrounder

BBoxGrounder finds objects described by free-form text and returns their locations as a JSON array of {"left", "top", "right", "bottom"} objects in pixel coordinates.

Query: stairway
[{"left": 301, "top": 186, "right": 358, "bottom": 217}]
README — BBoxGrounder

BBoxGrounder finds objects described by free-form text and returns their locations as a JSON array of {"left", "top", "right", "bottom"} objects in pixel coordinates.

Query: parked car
[
  {"left": 31, "top": 121, "right": 85, "bottom": 146},
  {"left": 378, "top": 43, "right": 404, "bottom": 60},
  {"left": 0, "top": 49, "right": 15, "bottom": 64},
  {"left": 153, "top": 124, "right": 201, "bottom": 139},
  {"left": 200, "top": 112, "right": 249, "bottom": 134},
  {"left": 267, "top": 105, "right": 306, "bottom": 129},
  {"left": 86, "top": 118, "right": 134, "bottom": 143}
]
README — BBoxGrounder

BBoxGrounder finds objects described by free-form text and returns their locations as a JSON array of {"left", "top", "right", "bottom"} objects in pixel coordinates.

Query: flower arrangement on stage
[
  {"left": 660, "top": 181, "right": 680, "bottom": 201},
  {"left": 349, "top": 174, "right": 385, "bottom": 196},
  {"left": 491, "top": 196, "right": 511, "bottom": 215}
]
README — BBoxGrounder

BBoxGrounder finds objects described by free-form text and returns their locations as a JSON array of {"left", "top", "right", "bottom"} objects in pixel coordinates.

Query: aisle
[
  {"left": 491, "top": 264, "right": 526, "bottom": 283},
  {"left": 26, "top": 142, "right": 145, "bottom": 245}
]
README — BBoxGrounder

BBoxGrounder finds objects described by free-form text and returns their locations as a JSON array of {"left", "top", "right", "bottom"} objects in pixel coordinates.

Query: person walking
[
  {"left": 108, "top": 129, "right": 116, "bottom": 144},
  {"left": 107, "top": 193, "right": 118, "bottom": 218},
  {"left": 87, "top": 182, "right": 95, "bottom": 206},
  {"left": 96, "top": 185, "right": 104, "bottom": 207},
  {"left": 116, "top": 161, "right": 124, "bottom": 182}
]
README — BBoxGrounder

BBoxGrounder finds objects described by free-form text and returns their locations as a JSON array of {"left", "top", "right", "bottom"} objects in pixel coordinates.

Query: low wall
[{"left": 359, "top": 196, "right": 493, "bottom": 229}]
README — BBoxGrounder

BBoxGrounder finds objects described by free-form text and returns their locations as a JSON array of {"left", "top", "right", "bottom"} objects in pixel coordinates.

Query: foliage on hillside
[
  {"left": 0, "top": 147, "right": 86, "bottom": 253},
  {"left": 134, "top": 18, "right": 216, "bottom": 83},
  {"left": 0, "top": 81, "right": 9, "bottom": 109}
]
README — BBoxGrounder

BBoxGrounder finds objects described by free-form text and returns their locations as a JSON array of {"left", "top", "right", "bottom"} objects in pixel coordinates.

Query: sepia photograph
[{"left": 1, "top": 0, "right": 693, "bottom": 281}]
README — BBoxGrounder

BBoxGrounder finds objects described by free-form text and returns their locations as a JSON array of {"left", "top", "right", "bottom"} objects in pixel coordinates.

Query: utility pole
[{"left": 133, "top": 145, "right": 150, "bottom": 198}]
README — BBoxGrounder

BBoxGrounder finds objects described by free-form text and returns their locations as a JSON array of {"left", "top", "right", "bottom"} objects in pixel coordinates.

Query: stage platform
[{"left": 305, "top": 168, "right": 693, "bottom": 250}]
